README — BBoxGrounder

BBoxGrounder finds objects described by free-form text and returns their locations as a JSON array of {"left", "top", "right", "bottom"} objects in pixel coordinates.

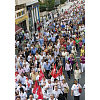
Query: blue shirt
[
  {"left": 20, "top": 61, "right": 23, "bottom": 67},
  {"left": 63, "top": 33, "right": 66, "bottom": 37},
  {"left": 62, "top": 25, "right": 65, "bottom": 28},
  {"left": 50, "top": 26, "right": 53, "bottom": 29},
  {"left": 66, "top": 45, "right": 72, "bottom": 51},
  {"left": 44, "top": 63, "right": 51, "bottom": 70},
  {"left": 32, "top": 67, "right": 38, "bottom": 72},
  {"left": 39, "top": 38, "right": 44, "bottom": 47},
  {"left": 31, "top": 47, "right": 38, "bottom": 55},
  {"left": 73, "top": 25, "right": 76, "bottom": 31},
  {"left": 82, "top": 38, "right": 85, "bottom": 44},
  {"left": 44, "top": 32, "right": 46, "bottom": 35},
  {"left": 51, "top": 36, "right": 55, "bottom": 42}
]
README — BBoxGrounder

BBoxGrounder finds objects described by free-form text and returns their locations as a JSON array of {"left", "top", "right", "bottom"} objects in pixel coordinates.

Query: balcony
[{"left": 15, "top": 0, "right": 38, "bottom": 5}]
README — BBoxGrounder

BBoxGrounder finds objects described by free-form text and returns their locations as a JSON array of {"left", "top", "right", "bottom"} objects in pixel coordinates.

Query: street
[{"left": 64, "top": 51, "right": 85, "bottom": 100}]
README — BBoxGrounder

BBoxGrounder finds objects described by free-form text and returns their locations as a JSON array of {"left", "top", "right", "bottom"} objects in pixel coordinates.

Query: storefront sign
[{"left": 15, "top": 14, "right": 28, "bottom": 25}]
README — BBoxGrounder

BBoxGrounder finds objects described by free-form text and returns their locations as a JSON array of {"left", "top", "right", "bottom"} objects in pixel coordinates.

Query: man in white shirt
[
  {"left": 17, "top": 82, "right": 27, "bottom": 94},
  {"left": 28, "top": 95, "right": 35, "bottom": 100},
  {"left": 23, "top": 63, "right": 30, "bottom": 78},
  {"left": 39, "top": 52, "right": 43, "bottom": 62},
  {"left": 49, "top": 94, "right": 58, "bottom": 100},
  {"left": 40, "top": 59, "right": 45, "bottom": 69},
  {"left": 19, "top": 73, "right": 26, "bottom": 85},
  {"left": 53, "top": 85, "right": 63, "bottom": 99},
  {"left": 71, "top": 80, "right": 82, "bottom": 100},
  {"left": 45, "top": 79, "right": 54, "bottom": 96},
  {"left": 24, "top": 77, "right": 33, "bottom": 99}
]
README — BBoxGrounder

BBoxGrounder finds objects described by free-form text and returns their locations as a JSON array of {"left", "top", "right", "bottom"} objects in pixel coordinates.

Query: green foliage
[
  {"left": 38, "top": 0, "right": 66, "bottom": 12},
  {"left": 60, "top": 0, "right": 66, "bottom": 4}
]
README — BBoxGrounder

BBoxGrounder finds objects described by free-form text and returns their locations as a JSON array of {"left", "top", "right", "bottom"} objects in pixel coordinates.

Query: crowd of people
[{"left": 15, "top": 0, "right": 85, "bottom": 100}]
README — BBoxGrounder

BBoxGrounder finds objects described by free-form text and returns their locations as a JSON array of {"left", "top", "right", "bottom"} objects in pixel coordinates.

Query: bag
[
  {"left": 79, "top": 88, "right": 82, "bottom": 93},
  {"left": 78, "top": 84, "right": 82, "bottom": 93},
  {"left": 64, "top": 86, "right": 69, "bottom": 93},
  {"left": 73, "top": 60, "right": 76, "bottom": 64}
]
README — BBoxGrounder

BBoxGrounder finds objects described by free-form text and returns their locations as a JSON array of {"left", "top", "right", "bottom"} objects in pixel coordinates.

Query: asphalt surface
[
  {"left": 63, "top": 50, "right": 85, "bottom": 100},
  {"left": 28, "top": 2, "right": 85, "bottom": 100}
]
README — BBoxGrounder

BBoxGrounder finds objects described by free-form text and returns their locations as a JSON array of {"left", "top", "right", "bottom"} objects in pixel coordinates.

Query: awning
[
  {"left": 15, "top": 25, "right": 22, "bottom": 34},
  {"left": 15, "top": 14, "right": 28, "bottom": 25}
]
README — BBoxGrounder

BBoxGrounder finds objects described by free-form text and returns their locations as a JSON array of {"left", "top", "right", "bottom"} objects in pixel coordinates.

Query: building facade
[
  {"left": 15, "top": 0, "right": 40, "bottom": 33},
  {"left": 15, "top": 3, "right": 29, "bottom": 31}
]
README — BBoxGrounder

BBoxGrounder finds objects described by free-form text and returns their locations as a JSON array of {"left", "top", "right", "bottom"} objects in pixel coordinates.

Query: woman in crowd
[
  {"left": 65, "top": 60, "right": 72, "bottom": 81},
  {"left": 68, "top": 54, "right": 75, "bottom": 76},
  {"left": 61, "top": 79, "right": 69, "bottom": 100},
  {"left": 74, "top": 66, "right": 81, "bottom": 83},
  {"left": 80, "top": 46, "right": 85, "bottom": 56},
  {"left": 80, "top": 53, "right": 85, "bottom": 73}
]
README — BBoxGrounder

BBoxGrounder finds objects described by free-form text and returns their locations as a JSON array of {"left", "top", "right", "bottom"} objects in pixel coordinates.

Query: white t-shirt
[
  {"left": 17, "top": 86, "right": 26, "bottom": 93},
  {"left": 26, "top": 33, "right": 29, "bottom": 39},
  {"left": 61, "top": 82, "right": 68, "bottom": 92},
  {"left": 54, "top": 82, "right": 61, "bottom": 89},
  {"left": 56, "top": 75, "right": 64, "bottom": 83},
  {"left": 20, "top": 76, "right": 26, "bottom": 85},
  {"left": 53, "top": 89, "right": 63, "bottom": 98},
  {"left": 45, "top": 83, "right": 54, "bottom": 95},
  {"left": 41, "top": 79, "right": 48, "bottom": 86},
  {"left": 62, "top": 52, "right": 67, "bottom": 57},
  {"left": 27, "top": 55, "right": 32, "bottom": 62},
  {"left": 71, "top": 84, "right": 82, "bottom": 96},
  {"left": 19, "top": 92, "right": 27, "bottom": 100},
  {"left": 40, "top": 62, "right": 45, "bottom": 69},
  {"left": 24, "top": 79, "right": 33, "bottom": 90},
  {"left": 39, "top": 55, "right": 43, "bottom": 62}
]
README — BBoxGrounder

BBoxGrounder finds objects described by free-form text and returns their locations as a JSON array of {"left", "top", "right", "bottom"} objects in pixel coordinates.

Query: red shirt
[
  {"left": 37, "top": 27, "right": 40, "bottom": 30},
  {"left": 63, "top": 44, "right": 66, "bottom": 48},
  {"left": 73, "top": 40, "right": 76, "bottom": 46}
]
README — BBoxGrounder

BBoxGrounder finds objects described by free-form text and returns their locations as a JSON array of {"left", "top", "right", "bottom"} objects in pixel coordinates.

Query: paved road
[
  {"left": 29, "top": 2, "right": 85, "bottom": 100},
  {"left": 63, "top": 50, "right": 85, "bottom": 100}
]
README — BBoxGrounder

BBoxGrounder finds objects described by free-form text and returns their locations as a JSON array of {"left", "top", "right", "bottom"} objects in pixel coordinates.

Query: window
[
  {"left": 19, "top": 12, "right": 20, "bottom": 16},
  {"left": 17, "top": 13, "right": 19, "bottom": 17}
]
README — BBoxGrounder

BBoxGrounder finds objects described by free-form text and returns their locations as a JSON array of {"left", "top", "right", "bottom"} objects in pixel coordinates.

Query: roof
[{"left": 15, "top": 25, "right": 22, "bottom": 34}]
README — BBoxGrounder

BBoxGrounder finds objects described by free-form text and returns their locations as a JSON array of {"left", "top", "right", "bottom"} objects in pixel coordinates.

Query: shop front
[
  {"left": 15, "top": 14, "right": 28, "bottom": 31},
  {"left": 26, "top": 2, "right": 40, "bottom": 32}
]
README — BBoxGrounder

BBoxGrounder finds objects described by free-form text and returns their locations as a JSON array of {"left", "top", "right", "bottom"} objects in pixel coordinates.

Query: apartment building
[{"left": 15, "top": 0, "right": 40, "bottom": 32}]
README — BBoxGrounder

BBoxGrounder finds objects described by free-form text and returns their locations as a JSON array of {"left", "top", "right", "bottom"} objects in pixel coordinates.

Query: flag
[
  {"left": 51, "top": 64, "right": 56, "bottom": 78},
  {"left": 35, "top": 56, "right": 37, "bottom": 67},
  {"left": 56, "top": 67, "right": 62, "bottom": 77},
  {"left": 37, "top": 86, "right": 43, "bottom": 100},
  {"left": 15, "top": 78, "right": 17, "bottom": 82},
  {"left": 39, "top": 70, "right": 45, "bottom": 81},
  {"left": 26, "top": 76, "right": 30, "bottom": 88},
  {"left": 15, "top": 71, "right": 18, "bottom": 77},
  {"left": 33, "top": 81, "right": 38, "bottom": 94}
]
